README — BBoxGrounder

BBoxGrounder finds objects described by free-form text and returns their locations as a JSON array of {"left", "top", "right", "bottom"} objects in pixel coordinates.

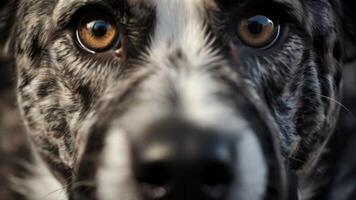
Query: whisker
[
  {"left": 41, "top": 180, "right": 97, "bottom": 200},
  {"left": 288, "top": 155, "right": 306, "bottom": 164},
  {"left": 41, "top": 187, "right": 67, "bottom": 200},
  {"left": 70, "top": 180, "right": 97, "bottom": 190},
  {"left": 316, "top": 93, "right": 356, "bottom": 121}
]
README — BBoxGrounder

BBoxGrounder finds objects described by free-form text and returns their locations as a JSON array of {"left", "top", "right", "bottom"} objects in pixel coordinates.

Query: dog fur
[{"left": 1, "top": 0, "right": 356, "bottom": 199}]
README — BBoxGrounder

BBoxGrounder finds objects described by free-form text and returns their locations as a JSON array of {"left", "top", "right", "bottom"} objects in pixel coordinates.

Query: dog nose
[{"left": 132, "top": 119, "right": 235, "bottom": 200}]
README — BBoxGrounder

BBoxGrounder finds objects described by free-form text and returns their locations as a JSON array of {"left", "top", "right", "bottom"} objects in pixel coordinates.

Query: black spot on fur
[
  {"left": 28, "top": 26, "right": 44, "bottom": 62},
  {"left": 333, "top": 41, "right": 343, "bottom": 61},
  {"left": 37, "top": 79, "right": 59, "bottom": 98},
  {"left": 76, "top": 84, "right": 93, "bottom": 113},
  {"left": 334, "top": 66, "right": 342, "bottom": 88},
  {"left": 52, "top": 118, "right": 69, "bottom": 138},
  {"left": 41, "top": 137, "right": 60, "bottom": 158},
  {"left": 18, "top": 69, "right": 35, "bottom": 89}
]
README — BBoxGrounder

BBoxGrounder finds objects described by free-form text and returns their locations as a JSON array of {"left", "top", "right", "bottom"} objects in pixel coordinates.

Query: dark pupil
[
  {"left": 91, "top": 20, "right": 109, "bottom": 37},
  {"left": 247, "top": 16, "right": 271, "bottom": 35}
]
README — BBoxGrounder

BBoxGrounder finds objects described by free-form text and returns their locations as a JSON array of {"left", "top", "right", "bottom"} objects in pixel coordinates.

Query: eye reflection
[
  {"left": 76, "top": 13, "right": 120, "bottom": 53},
  {"left": 237, "top": 15, "right": 280, "bottom": 48}
]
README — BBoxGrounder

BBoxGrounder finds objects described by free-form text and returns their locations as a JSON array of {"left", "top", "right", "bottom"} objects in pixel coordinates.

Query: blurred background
[
  {"left": 0, "top": 46, "right": 30, "bottom": 199},
  {"left": 0, "top": 26, "right": 31, "bottom": 199}
]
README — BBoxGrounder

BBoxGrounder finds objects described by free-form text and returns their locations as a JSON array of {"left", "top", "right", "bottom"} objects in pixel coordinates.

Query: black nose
[{"left": 132, "top": 119, "right": 235, "bottom": 200}]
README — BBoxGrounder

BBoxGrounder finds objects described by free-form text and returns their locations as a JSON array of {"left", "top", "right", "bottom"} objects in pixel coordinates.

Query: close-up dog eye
[
  {"left": 237, "top": 15, "right": 280, "bottom": 49},
  {"left": 76, "top": 12, "right": 121, "bottom": 54}
]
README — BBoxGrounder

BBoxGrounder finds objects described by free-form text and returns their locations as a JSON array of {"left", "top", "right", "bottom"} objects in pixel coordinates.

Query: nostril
[
  {"left": 136, "top": 161, "right": 171, "bottom": 199},
  {"left": 139, "top": 162, "right": 171, "bottom": 186},
  {"left": 200, "top": 161, "right": 234, "bottom": 198},
  {"left": 200, "top": 161, "right": 234, "bottom": 186}
]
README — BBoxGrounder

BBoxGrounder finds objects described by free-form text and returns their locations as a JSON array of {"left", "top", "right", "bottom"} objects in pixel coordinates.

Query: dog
[{"left": 1, "top": 0, "right": 356, "bottom": 199}]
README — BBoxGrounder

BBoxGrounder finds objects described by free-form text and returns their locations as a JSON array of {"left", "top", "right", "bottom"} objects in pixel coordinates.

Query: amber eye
[
  {"left": 76, "top": 13, "right": 120, "bottom": 53},
  {"left": 237, "top": 15, "right": 280, "bottom": 48}
]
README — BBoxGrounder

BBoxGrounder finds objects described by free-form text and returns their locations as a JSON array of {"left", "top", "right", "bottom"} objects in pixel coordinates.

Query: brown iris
[
  {"left": 238, "top": 15, "right": 280, "bottom": 48},
  {"left": 76, "top": 14, "right": 119, "bottom": 53}
]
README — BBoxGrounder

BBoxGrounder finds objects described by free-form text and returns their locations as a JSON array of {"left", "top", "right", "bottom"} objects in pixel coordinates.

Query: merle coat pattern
[{"left": 1, "top": 0, "right": 356, "bottom": 200}]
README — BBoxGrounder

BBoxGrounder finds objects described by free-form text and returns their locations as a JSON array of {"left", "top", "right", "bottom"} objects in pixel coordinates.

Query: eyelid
[
  {"left": 55, "top": 1, "right": 119, "bottom": 30},
  {"left": 232, "top": 2, "right": 300, "bottom": 26}
]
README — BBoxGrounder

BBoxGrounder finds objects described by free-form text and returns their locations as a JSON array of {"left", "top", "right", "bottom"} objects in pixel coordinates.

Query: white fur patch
[
  {"left": 150, "top": 0, "right": 219, "bottom": 70},
  {"left": 147, "top": 0, "right": 238, "bottom": 132},
  {"left": 97, "top": 128, "right": 139, "bottom": 200},
  {"left": 178, "top": 72, "right": 243, "bottom": 132},
  {"left": 231, "top": 130, "right": 267, "bottom": 200},
  {"left": 11, "top": 151, "right": 67, "bottom": 200}
]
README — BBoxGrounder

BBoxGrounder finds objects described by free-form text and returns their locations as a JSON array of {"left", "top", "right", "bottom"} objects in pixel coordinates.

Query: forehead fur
[
  {"left": 11, "top": 0, "right": 337, "bottom": 40},
  {"left": 17, "top": 0, "right": 336, "bottom": 41}
]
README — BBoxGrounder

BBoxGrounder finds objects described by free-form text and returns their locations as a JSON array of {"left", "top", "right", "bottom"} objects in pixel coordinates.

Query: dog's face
[{"left": 1, "top": 0, "right": 352, "bottom": 199}]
